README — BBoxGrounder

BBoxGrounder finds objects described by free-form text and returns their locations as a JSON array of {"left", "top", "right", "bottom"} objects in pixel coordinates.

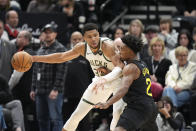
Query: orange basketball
[{"left": 11, "top": 51, "right": 32, "bottom": 72}]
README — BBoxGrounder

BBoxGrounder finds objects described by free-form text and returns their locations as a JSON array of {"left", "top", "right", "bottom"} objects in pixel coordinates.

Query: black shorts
[{"left": 117, "top": 101, "right": 158, "bottom": 131}]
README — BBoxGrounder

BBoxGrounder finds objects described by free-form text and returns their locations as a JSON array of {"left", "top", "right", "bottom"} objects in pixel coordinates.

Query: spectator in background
[
  {"left": 156, "top": 96, "right": 185, "bottom": 131},
  {"left": 113, "top": 27, "right": 124, "bottom": 40},
  {"left": 54, "top": 0, "right": 86, "bottom": 39},
  {"left": 163, "top": 46, "right": 196, "bottom": 108},
  {"left": 158, "top": 18, "right": 178, "bottom": 54},
  {"left": 143, "top": 37, "right": 172, "bottom": 101},
  {"left": 139, "top": 24, "right": 159, "bottom": 60},
  {"left": 168, "top": 29, "right": 196, "bottom": 64},
  {"left": 127, "top": 19, "right": 147, "bottom": 45},
  {"left": 175, "top": 0, "right": 196, "bottom": 17},
  {"left": 0, "top": 20, "right": 16, "bottom": 82},
  {"left": 65, "top": 31, "right": 83, "bottom": 49},
  {"left": 8, "top": 31, "right": 36, "bottom": 127},
  {"left": 0, "top": 0, "right": 21, "bottom": 13},
  {"left": 4, "top": 10, "right": 19, "bottom": 40},
  {"left": 0, "top": 74, "right": 25, "bottom": 131},
  {"left": 63, "top": 31, "right": 94, "bottom": 131},
  {"left": 192, "top": 27, "right": 196, "bottom": 49},
  {"left": 30, "top": 24, "right": 67, "bottom": 131},
  {"left": 27, "top": 0, "right": 55, "bottom": 13}
]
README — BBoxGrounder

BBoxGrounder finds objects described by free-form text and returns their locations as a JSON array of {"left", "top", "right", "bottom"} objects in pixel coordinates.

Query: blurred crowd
[{"left": 0, "top": 0, "right": 196, "bottom": 131}]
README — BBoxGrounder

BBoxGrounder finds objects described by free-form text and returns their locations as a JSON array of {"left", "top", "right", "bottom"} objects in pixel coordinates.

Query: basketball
[{"left": 11, "top": 51, "right": 32, "bottom": 72}]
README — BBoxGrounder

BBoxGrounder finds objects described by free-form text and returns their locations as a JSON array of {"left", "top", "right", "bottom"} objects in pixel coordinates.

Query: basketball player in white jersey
[{"left": 32, "top": 23, "right": 126, "bottom": 131}]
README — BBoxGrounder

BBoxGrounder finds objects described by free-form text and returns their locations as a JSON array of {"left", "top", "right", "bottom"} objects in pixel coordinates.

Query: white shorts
[{"left": 82, "top": 76, "right": 122, "bottom": 104}]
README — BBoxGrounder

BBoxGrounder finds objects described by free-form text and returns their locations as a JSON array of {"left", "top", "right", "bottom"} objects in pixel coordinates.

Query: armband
[{"left": 102, "top": 66, "right": 122, "bottom": 82}]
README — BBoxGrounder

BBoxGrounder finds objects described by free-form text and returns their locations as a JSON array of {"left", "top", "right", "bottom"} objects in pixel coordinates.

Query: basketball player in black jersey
[{"left": 95, "top": 34, "right": 158, "bottom": 131}]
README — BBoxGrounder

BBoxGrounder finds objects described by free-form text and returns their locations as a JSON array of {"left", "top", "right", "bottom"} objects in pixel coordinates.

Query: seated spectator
[
  {"left": 0, "top": 0, "right": 21, "bottom": 13},
  {"left": 113, "top": 27, "right": 125, "bottom": 40},
  {"left": 0, "top": 75, "right": 25, "bottom": 131},
  {"left": 4, "top": 10, "right": 19, "bottom": 41},
  {"left": 53, "top": 0, "right": 86, "bottom": 44},
  {"left": 156, "top": 96, "right": 185, "bottom": 131},
  {"left": 140, "top": 24, "right": 159, "bottom": 60},
  {"left": 175, "top": 0, "right": 196, "bottom": 17},
  {"left": 126, "top": 19, "right": 147, "bottom": 45},
  {"left": 54, "top": 0, "right": 86, "bottom": 31},
  {"left": 26, "top": 0, "right": 55, "bottom": 13},
  {"left": 143, "top": 37, "right": 172, "bottom": 101},
  {"left": 0, "top": 20, "right": 16, "bottom": 82},
  {"left": 192, "top": 27, "right": 196, "bottom": 49},
  {"left": 163, "top": 46, "right": 196, "bottom": 108},
  {"left": 168, "top": 29, "right": 196, "bottom": 64},
  {"left": 158, "top": 18, "right": 178, "bottom": 53}
]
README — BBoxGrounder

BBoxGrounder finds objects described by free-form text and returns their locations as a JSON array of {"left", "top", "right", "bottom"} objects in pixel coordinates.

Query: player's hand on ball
[
  {"left": 92, "top": 78, "right": 107, "bottom": 94},
  {"left": 94, "top": 102, "right": 109, "bottom": 109}
]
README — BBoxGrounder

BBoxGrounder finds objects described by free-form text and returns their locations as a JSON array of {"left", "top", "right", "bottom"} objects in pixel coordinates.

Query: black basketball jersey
[{"left": 123, "top": 60, "right": 153, "bottom": 104}]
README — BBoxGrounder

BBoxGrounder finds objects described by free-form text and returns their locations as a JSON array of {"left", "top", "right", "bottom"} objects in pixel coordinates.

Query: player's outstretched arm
[
  {"left": 32, "top": 43, "right": 84, "bottom": 63},
  {"left": 94, "top": 64, "right": 140, "bottom": 109}
]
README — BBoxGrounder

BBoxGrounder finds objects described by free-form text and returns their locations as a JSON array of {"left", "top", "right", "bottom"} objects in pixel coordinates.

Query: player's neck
[
  {"left": 91, "top": 47, "right": 99, "bottom": 53},
  {"left": 126, "top": 56, "right": 138, "bottom": 63}
]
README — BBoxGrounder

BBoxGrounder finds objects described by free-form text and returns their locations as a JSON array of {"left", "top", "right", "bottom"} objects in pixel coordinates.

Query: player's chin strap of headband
[{"left": 102, "top": 66, "right": 122, "bottom": 82}]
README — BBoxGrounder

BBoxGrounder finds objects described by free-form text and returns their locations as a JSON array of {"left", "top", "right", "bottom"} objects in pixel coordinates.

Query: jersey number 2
[{"left": 146, "top": 78, "right": 152, "bottom": 96}]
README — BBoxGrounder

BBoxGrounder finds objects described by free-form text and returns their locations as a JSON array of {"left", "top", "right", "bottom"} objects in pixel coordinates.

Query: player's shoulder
[
  {"left": 101, "top": 37, "right": 114, "bottom": 53},
  {"left": 123, "top": 63, "right": 140, "bottom": 76},
  {"left": 72, "top": 42, "right": 85, "bottom": 55},
  {"left": 101, "top": 37, "right": 113, "bottom": 46}
]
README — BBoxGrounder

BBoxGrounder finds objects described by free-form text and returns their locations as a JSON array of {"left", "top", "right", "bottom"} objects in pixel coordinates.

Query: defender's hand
[
  {"left": 92, "top": 78, "right": 107, "bottom": 94},
  {"left": 94, "top": 102, "right": 110, "bottom": 109}
]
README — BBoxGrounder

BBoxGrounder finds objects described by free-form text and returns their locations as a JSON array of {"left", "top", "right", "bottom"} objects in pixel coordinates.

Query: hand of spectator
[
  {"left": 174, "top": 86, "right": 182, "bottom": 93},
  {"left": 150, "top": 75, "right": 157, "bottom": 82},
  {"left": 159, "top": 107, "right": 171, "bottom": 118},
  {"left": 184, "top": 11, "right": 191, "bottom": 16},
  {"left": 94, "top": 102, "right": 109, "bottom": 109},
  {"left": 30, "top": 91, "right": 35, "bottom": 101},
  {"left": 49, "top": 90, "right": 58, "bottom": 99},
  {"left": 161, "top": 30, "right": 168, "bottom": 36}
]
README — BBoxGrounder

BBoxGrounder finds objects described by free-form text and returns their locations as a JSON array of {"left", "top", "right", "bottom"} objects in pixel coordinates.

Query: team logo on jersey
[
  {"left": 89, "top": 60, "right": 108, "bottom": 67},
  {"left": 142, "top": 68, "right": 150, "bottom": 77}
]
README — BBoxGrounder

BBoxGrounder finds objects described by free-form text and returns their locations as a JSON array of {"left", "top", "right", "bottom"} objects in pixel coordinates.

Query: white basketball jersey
[{"left": 85, "top": 37, "right": 114, "bottom": 76}]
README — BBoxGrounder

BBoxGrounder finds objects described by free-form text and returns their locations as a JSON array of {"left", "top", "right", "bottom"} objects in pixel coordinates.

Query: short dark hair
[
  {"left": 160, "top": 18, "right": 172, "bottom": 32},
  {"left": 82, "top": 23, "right": 98, "bottom": 35},
  {"left": 121, "top": 34, "right": 143, "bottom": 54}
]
